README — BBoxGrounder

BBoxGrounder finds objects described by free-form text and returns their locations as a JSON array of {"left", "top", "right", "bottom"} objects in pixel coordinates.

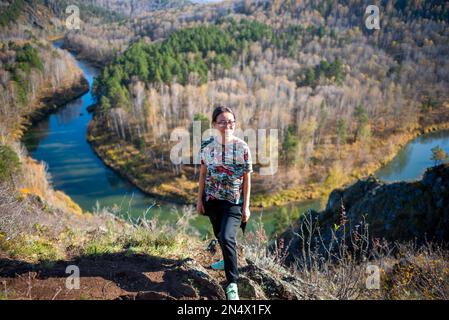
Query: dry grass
[
  {"left": 2, "top": 125, "right": 449, "bottom": 299},
  {"left": 79, "top": 203, "right": 199, "bottom": 259},
  {"left": 0, "top": 130, "right": 202, "bottom": 263},
  {"left": 0, "top": 178, "right": 201, "bottom": 263},
  {"left": 2, "top": 161, "right": 448, "bottom": 300},
  {"left": 242, "top": 210, "right": 449, "bottom": 300},
  {"left": 2, "top": 141, "right": 83, "bottom": 216}
]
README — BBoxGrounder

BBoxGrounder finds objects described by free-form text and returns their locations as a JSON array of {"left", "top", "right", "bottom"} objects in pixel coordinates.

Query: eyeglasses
[{"left": 216, "top": 120, "right": 236, "bottom": 127}]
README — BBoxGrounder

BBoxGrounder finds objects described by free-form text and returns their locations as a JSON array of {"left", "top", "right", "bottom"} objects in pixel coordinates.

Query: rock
[
  {"left": 237, "top": 275, "right": 267, "bottom": 300},
  {"left": 281, "top": 164, "right": 449, "bottom": 265},
  {"left": 325, "top": 175, "right": 382, "bottom": 213},
  {"left": 117, "top": 291, "right": 176, "bottom": 300},
  {"left": 240, "top": 259, "right": 305, "bottom": 300},
  {"left": 174, "top": 258, "right": 226, "bottom": 300}
]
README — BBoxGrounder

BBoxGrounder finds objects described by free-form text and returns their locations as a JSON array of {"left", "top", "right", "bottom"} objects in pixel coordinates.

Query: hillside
[
  {"left": 0, "top": 0, "right": 449, "bottom": 301},
  {"left": 84, "top": 0, "right": 449, "bottom": 205},
  {"left": 79, "top": 0, "right": 194, "bottom": 17},
  {"left": 0, "top": 40, "right": 88, "bottom": 141},
  {"left": 280, "top": 163, "right": 449, "bottom": 264},
  {"left": 1, "top": 163, "right": 448, "bottom": 300}
]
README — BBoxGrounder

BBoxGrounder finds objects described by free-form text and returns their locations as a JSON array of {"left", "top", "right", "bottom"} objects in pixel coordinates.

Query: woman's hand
[
  {"left": 197, "top": 199, "right": 205, "bottom": 215},
  {"left": 242, "top": 205, "right": 251, "bottom": 222}
]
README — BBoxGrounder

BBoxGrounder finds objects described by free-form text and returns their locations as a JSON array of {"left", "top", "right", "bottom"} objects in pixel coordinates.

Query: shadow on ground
[{"left": 0, "top": 252, "right": 225, "bottom": 300}]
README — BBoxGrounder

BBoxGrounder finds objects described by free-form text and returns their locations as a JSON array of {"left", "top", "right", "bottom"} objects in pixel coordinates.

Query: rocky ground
[
  {"left": 281, "top": 163, "right": 449, "bottom": 264},
  {"left": 0, "top": 244, "right": 306, "bottom": 300},
  {"left": 2, "top": 165, "right": 449, "bottom": 300}
]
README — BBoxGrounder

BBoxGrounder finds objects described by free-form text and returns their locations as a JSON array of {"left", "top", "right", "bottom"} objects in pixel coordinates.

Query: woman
[{"left": 197, "top": 106, "right": 252, "bottom": 300}]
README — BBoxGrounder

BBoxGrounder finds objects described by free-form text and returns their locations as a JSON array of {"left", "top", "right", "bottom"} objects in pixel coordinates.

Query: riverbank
[
  {"left": 86, "top": 103, "right": 449, "bottom": 209},
  {"left": 13, "top": 76, "right": 90, "bottom": 216},
  {"left": 47, "top": 34, "right": 109, "bottom": 69},
  {"left": 0, "top": 42, "right": 90, "bottom": 217},
  {"left": 60, "top": 38, "right": 112, "bottom": 69},
  {"left": 7, "top": 68, "right": 89, "bottom": 144},
  {"left": 2, "top": 40, "right": 448, "bottom": 303},
  {"left": 253, "top": 109, "right": 449, "bottom": 208},
  {"left": 23, "top": 77, "right": 89, "bottom": 128},
  {"left": 87, "top": 117, "right": 198, "bottom": 204}
]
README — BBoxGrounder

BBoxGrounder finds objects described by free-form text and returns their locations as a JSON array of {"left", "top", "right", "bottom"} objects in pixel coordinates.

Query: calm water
[
  {"left": 22, "top": 41, "right": 320, "bottom": 238},
  {"left": 22, "top": 42, "right": 448, "bottom": 239},
  {"left": 22, "top": 42, "right": 192, "bottom": 226},
  {"left": 375, "top": 130, "right": 449, "bottom": 182}
]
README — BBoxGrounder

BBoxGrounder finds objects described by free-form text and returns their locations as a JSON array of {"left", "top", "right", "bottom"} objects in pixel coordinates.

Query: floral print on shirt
[{"left": 200, "top": 136, "right": 253, "bottom": 204}]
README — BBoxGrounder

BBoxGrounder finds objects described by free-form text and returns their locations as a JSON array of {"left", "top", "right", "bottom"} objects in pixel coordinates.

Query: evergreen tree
[{"left": 282, "top": 125, "right": 300, "bottom": 167}]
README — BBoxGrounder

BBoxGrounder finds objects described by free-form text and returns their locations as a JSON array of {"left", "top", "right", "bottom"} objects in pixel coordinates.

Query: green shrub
[
  {"left": 0, "top": 145, "right": 21, "bottom": 182},
  {"left": 4, "top": 235, "right": 61, "bottom": 262}
]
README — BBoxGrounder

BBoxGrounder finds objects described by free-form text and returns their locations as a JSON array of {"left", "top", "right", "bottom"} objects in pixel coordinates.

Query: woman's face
[{"left": 213, "top": 112, "right": 236, "bottom": 138}]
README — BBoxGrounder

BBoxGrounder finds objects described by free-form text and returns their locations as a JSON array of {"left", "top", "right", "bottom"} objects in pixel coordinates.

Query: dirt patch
[{"left": 0, "top": 252, "right": 226, "bottom": 300}]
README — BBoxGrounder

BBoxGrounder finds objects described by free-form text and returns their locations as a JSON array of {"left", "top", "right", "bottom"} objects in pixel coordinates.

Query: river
[
  {"left": 21, "top": 41, "right": 449, "bottom": 239},
  {"left": 375, "top": 130, "right": 449, "bottom": 182}
]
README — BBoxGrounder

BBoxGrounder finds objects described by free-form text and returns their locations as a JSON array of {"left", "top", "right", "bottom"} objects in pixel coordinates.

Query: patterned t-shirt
[{"left": 200, "top": 136, "right": 253, "bottom": 204}]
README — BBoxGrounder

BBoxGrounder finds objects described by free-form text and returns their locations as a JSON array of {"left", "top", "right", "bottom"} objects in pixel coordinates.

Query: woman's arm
[
  {"left": 242, "top": 171, "right": 251, "bottom": 222},
  {"left": 196, "top": 164, "right": 207, "bottom": 214}
]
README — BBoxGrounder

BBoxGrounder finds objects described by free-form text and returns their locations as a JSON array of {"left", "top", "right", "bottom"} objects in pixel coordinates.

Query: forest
[
  {"left": 0, "top": 39, "right": 84, "bottom": 140},
  {"left": 0, "top": 0, "right": 448, "bottom": 301},
  {"left": 83, "top": 0, "right": 449, "bottom": 204},
  {"left": 1, "top": 0, "right": 448, "bottom": 204}
]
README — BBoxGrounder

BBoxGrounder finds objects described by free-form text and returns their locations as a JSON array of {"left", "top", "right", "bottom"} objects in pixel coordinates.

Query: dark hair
[{"left": 212, "top": 106, "right": 236, "bottom": 123}]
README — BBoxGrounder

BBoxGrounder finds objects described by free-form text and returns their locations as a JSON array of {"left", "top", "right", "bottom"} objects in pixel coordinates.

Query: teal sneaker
[
  {"left": 226, "top": 283, "right": 239, "bottom": 300},
  {"left": 210, "top": 259, "right": 225, "bottom": 270}
]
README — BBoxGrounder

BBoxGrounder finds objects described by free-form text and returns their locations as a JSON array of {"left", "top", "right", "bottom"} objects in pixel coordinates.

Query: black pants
[{"left": 205, "top": 199, "right": 242, "bottom": 284}]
